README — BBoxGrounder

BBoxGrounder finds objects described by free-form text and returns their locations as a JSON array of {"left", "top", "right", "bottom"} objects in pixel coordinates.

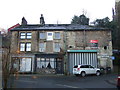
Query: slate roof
[{"left": 11, "top": 24, "right": 110, "bottom": 31}]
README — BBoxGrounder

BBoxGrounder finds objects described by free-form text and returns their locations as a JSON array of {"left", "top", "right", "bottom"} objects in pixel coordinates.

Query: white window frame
[{"left": 47, "top": 32, "right": 53, "bottom": 41}]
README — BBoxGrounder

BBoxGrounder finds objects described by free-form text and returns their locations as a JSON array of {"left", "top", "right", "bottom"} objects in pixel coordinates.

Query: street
[{"left": 8, "top": 73, "right": 118, "bottom": 89}]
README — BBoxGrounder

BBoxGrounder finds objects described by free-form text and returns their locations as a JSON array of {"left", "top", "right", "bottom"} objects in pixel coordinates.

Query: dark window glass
[{"left": 74, "top": 65, "right": 78, "bottom": 68}]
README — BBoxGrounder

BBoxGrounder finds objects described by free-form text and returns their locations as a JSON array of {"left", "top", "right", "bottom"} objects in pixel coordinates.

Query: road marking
[{"left": 56, "top": 84, "right": 79, "bottom": 88}]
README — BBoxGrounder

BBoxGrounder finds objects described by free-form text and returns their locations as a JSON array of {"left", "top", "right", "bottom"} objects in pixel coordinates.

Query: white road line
[{"left": 56, "top": 84, "right": 79, "bottom": 88}]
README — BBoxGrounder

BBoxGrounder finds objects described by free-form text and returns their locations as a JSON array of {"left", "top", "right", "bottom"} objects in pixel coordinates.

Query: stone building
[{"left": 10, "top": 23, "right": 113, "bottom": 74}]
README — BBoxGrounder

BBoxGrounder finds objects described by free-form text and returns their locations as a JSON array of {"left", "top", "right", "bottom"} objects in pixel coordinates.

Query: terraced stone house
[{"left": 10, "top": 16, "right": 113, "bottom": 74}]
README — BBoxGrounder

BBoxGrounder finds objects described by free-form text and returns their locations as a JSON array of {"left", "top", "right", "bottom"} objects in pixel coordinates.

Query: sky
[{"left": 0, "top": 0, "right": 115, "bottom": 29}]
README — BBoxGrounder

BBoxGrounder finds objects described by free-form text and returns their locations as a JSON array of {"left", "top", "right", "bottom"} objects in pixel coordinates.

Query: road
[{"left": 8, "top": 73, "right": 118, "bottom": 89}]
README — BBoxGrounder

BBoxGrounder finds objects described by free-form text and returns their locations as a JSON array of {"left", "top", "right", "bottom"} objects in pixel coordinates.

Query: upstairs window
[
  {"left": 54, "top": 32, "right": 61, "bottom": 39},
  {"left": 40, "top": 32, "right": 46, "bottom": 39},
  {"left": 26, "top": 32, "right": 32, "bottom": 39},
  {"left": 20, "top": 32, "right": 32, "bottom": 39},
  {"left": 39, "top": 43, "right": 45, "bottom": 52},
  {"left": 20, "top": 43, "right": 25, "bottom": 51},
  {"left": 20, "top": 43, "right": 31, "bottom": 52},
  {"left": 54, "top": 43, "right": 60, "bottom": 52},
  {"left": 26, "top": 43, "right": 31, "bottom": 51},
  {"left": 20, "top": 32, "right": 26, "bottom": 39},
  {"left": 47, "top": 32, "right": 53, "bottom": 41}
]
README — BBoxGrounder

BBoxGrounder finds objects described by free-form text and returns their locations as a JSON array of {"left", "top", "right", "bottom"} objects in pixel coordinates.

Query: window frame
[
  {"left": 20, "top": 32, "right": 26, "bottom": 39},
  {"left": 26, "top": 42, "right": 31, "bottom": 51},
  {"left": 39, "top": 42, "right": 46, "bottom": 52},
  {"left": 40, "top": 32, "right": 46, "bottom": 39},
  {"left": 26, "top": 32, "right": 32, "bottom": 39},
  {"left": 54, "top": 42, "right": 60, "bottom": 52},
  {"left": 47, "top": 32, "right": 53, "bottom": 41},
  {"left": 19, "top": 42, "right": 31, "bottom": 52},
  {"left": 20, "top": 43, "right": 25, "bottom": 51},
  {"left": 20, "top": 32, "right": 32, "bottom": 39},
  {"left": 54, "top": 32, "right": 61, "bottom": 39}
]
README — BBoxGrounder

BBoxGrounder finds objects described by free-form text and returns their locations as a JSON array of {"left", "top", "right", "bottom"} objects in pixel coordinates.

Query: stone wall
[{"left": 36, "top": 68, "right": 56, "bottom": 74}]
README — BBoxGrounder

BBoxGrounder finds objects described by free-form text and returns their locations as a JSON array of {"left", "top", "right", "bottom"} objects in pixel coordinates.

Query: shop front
[{"left": 35, "top": 54, "right": 64, "bottom": 74}]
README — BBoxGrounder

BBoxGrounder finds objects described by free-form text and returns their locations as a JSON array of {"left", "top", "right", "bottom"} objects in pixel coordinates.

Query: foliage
[
  {"left": 93, "top": 17, "right": 111, "bottom": 28},
  {"left": 71, "top": 14, "right": 89, "bottom": 25}
]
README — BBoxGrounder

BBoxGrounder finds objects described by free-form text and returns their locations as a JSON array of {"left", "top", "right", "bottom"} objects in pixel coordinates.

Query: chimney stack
[
  {"left": 21, "top": 17, "right": 27, "bottom": 25},
  {"left": 40, "top": 14, "right": 45, "bottom": 25}
]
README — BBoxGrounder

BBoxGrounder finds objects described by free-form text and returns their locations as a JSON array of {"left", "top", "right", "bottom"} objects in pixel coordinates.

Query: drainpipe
[{"left": 64, "top": 27, "right": 68, "bottom": 75}]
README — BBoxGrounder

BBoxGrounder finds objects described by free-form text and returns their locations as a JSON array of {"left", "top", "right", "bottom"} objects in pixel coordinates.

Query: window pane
[
  {"left": 50, "top": 58, "right": 55, "bottom": 68},
  {"left": 20, "top": 43, "right": 25, "bottom": 51},
  {"left": 48, "top": 33, "right": 52, "bottom": 36},
  {"left": 39, "top": 43, "right": 45, "bottom": 52},
  {"left": 37, "top": 58, "right": 41, "bottom": 68},
  {"left": 47, "top": 32, "right": 53, "bottom": 41},
  {"left": 54, "top": 32, "right": 60, "bottom": 39},
  {"left": 54, "top": 43, "right": 60, "bottom": 52},
  {"left": 26, "top": 32, "right": 32, "bottom": 39},
  {"left": 40, "top": 32, "right": 45, "bottom": 39},
  {"left": 21, "top": 33, "right": 25, "bottom": 35},
  {"left": 20, "top": 32, "right": 26, "bottom": 39},
  {"left": 26, "top": 43, "right": 31, "bottom": 51},
  {"left": 41, "top": 58, "right": 45, "bottom": 68}
]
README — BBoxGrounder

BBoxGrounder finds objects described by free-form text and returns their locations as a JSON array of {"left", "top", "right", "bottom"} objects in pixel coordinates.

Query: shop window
[
  {"left": 54, "top": 32, "right": 61, "bottom": 39},
  {"left": 20, "top": 58, "right": 32, "bottom": 72},
  {"left": 37, "top": 58, "right": 56, "bottom": 69}
]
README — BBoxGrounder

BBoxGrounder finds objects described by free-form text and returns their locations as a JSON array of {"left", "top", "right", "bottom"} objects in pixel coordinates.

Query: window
[
  {"left": 40, "top": 32, "right": 46, "bottom": 39},
  {"left": 20, "top": 43, "right": 31, "bottom": 51},
  {"left": 26, "top": 43, "right": 31, "bottom": 51},
  {"left": 37, "top": 58, "right": 56, "bottom": 69},
  {"left": 54, "top": 43, "right": 60, "bottom": 52},
  {"left": 20, "top": 32, "right": 32, "bottom": 39},
  {"left": 26, "top": 32, "right": 32, "bottom": 39},
  {"left": 54, "top": 32, "right": 61, "bottom": 39},
  {"left": 39, "top": 43, "right": 45, "bottom": 52},
  {"left": 20, "top": 43, "right": 25, "bottom": 51},
  {"left": 20, "top": 32, "right": 26, "bottom": 39},
  {"left": 47, "top": 32, "right": 53, "bottom": 41},
  {"left": 20, "top": 58, "right": 32, "bottom": 72}
]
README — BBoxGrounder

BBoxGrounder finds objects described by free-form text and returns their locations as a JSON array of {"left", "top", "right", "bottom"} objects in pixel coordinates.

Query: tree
[
  {"left": 71, "top": 14, "right": 89, "bottom": 25},
  {"left": 93, "top": 17, "right": 110, "bottom": 27}
]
